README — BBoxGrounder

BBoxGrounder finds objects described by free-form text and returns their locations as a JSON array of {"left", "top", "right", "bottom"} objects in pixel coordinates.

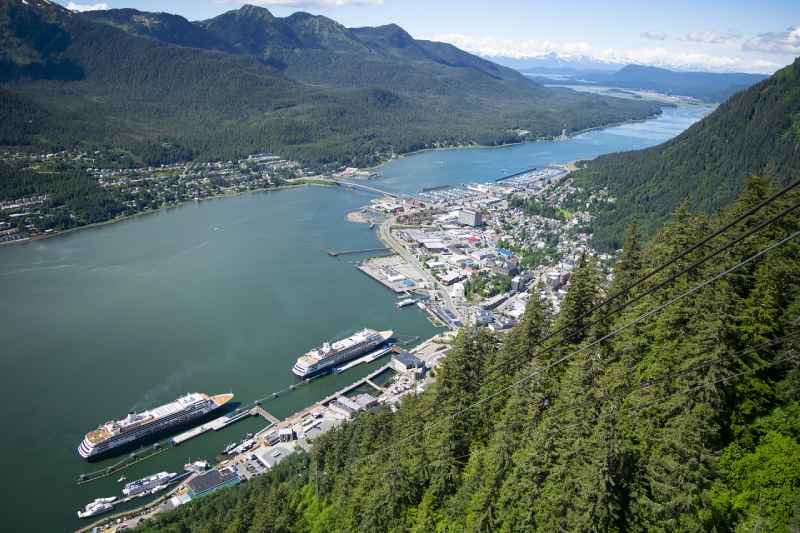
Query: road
[{"left": 378, "top": 216, "right": 461, "bottom": 322}]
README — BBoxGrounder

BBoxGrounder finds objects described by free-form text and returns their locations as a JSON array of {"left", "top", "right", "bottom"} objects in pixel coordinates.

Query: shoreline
[
  {"left": 0, "top": 184, "right": 306, "bottom": 248},
  {"left": 364, "top": 108, "right": 665, "bottom": 170},
  {"left": 345, "top": 210, "right": 370, "bottom": 224},
  {"left": 2, "top": 107, "right": 668, "bottom": 249}
]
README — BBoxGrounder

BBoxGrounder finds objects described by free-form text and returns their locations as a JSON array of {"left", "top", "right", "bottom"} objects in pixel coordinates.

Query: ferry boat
[
  {"left": 292, "top": 329, "right": 393, "bottom": 378},
  {"left": 77, "top": 392, "right": 233, "bottom": 460},
  {"left": 123, "top": 472, "right": 176, "bottom": 497},
  {"left": 397, "top": 298, "right": 416, "bottom": 308}
]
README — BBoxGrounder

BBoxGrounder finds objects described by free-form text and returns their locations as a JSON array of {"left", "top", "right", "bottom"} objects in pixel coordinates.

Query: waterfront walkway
[{"left": 251, "top": 405, "right": 280, "bottom": 425}]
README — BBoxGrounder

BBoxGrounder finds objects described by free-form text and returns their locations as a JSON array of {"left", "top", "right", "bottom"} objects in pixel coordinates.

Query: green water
[
  {"left": 0, "top": 101, "right": 712, "bottom": 531},
  {"left": 0, "top": 187, "right": 439, "bottom": 531}
]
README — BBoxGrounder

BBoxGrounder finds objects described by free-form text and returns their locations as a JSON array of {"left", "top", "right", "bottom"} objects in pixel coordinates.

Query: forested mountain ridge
[
  {"left": 0, "top": 0, "right": 661, "bottom": 168},
  {"left": 607, "top": 64, "right": 767, "bottom": 101},
  {"left": 143, "top": 177, "right": 800, "bottom": 532},
  {"left": 80, "top": 8, "right": 235, "bottom": 53},
  {"left": 574, "top": 56, "right": 800, "bottom": 250},
  {"left": 196, "top": 4, "right": 529, "bottom": 94}
]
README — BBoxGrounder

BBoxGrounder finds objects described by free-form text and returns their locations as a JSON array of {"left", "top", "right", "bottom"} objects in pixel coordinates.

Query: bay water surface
[{"left": 0, "top": 101, "right": 712, "bottom": 531}]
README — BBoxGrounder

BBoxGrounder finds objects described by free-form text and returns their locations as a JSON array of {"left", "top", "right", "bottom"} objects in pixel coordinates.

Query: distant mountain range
[
  {"left": 574, "top": 56, "right": 800, "bottom": 249},
  {"left": 523, "top": 64, "right": 768, "bottom": 103},
  {"left": 0, "top": 0, "right": 660, "bottom": 167},
  {"left": 490, "top": 54, "right": 623, "bottom": 73}
]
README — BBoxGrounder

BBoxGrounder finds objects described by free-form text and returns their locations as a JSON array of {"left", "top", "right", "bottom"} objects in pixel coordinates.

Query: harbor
[
  {"left": 79, "top": 332, "right": 453, "bottom": 531},
  {"left": 0, "top": 102, "right": 712, "bottom": 532}
]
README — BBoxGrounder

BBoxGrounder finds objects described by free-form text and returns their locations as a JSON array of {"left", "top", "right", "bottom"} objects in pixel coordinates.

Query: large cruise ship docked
[
  {"left": 292, "top": 329, "right": 393, "bottom": 378},
  {"left": 78, "top": 392, "right": 233, "bottom": 460}
]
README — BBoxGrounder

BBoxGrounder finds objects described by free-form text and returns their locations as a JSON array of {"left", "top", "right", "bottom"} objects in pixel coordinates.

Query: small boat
[
  {"left": 397, "top": 298, "right": 416, "bottom": 308},
  {"left": 223, "top": 442, "right": 237, "bottom": 455},
  {"left": 117, "top": 476, "right": 127, "bottom": 483}
]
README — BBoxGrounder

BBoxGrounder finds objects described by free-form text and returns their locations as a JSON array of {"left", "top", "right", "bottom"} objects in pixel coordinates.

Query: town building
[
  {"left": 390, "top": 351, "right": 425, "bottom": 376},
  {"left": 187, "top": 467, "right": 240, "bottom": 499},
  {"left": 459, "top": 209, "right": 483, "bottom": 227}
]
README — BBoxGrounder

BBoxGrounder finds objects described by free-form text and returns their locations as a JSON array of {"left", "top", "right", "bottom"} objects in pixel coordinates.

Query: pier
[
  {"left": 327, "top": 247, "right": 390, "bottom": 257},
  {"left": 494, "top": 166, "right": 538, "bottom": 182},
  {"left": 319, "top": 363, "right": 392, "bottom": 405}
]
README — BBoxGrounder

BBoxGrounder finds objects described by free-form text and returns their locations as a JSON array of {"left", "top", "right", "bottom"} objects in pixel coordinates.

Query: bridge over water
[{"left": 326, "top": 178, "right": 408, "bottom": 199}]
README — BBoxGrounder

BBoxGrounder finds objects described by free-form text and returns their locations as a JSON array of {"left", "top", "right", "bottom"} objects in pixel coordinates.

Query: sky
[{"left": 58, "top": 0, "right": 800, "bottom": 74}]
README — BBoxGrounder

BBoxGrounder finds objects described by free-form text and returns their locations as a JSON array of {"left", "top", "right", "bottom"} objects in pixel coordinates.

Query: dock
[
  {"left": 494, "top": 166, "right": 538, "bottom": 182},
  {"left": 334, "top": 346, "right": 393, "bottom": 374},
  {"left": 356, "top": 263, "right": 406, "bottom": 293},
  {"left": 171, "top": 409, "right": 252, "bottom": 445},
  {"left": 320, "top": 363, "right": 392, "bottom": 405},
  {"left": 327, "top": 247, "right": 389, "bottom": 257}
]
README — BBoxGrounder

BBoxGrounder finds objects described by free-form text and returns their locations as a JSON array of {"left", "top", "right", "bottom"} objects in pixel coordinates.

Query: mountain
[
  {"left": 490, "top": 53, "right": 623, "bottom": 73},
  {"left": 0, "top": 0, "right": 661, "bottom": 168},
  {"left": 140, "top": 177, "right": 800, "bottom": 532},
  {"left": 576, "top": 64, "right": 768, "bottom": 102},
  {"left": 573, "top": 57, "right": 800, "bottom": 249},
  {"left": 197, "top": 5, "right": 534, "bottom": 96},
  {"left": 80, "top": 8, "right": 234, "bottom": 53}
]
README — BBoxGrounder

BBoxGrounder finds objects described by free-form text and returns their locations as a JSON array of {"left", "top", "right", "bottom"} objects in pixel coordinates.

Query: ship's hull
[
  {"left": 292, "top": 334, "right": 391, "bottom": 379},
  {"left": 78, "top": 400, "right": 230, "bottom": 461}
]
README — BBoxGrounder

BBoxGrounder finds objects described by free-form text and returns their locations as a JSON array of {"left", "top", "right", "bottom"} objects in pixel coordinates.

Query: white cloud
[
  {"left": 224, "top": 0, "right": 384, "bottom": 6},
  {"left": 427, "top": 33, "right": 782, "bottom": 74},
  {"left": 743, "top": 26, "right": 800, "bottom": 55},
  {"left": 432, "top": 33, "right": 594, "bottom": 61},
  {"left": 684, "top": 30, "right": 742, "bottom": 45},
  {"left": 641, "top": 31, "right": 668, "bottom": 41},
  {"left": 66, "top": 2, "right": 109, "bottom": 11}
]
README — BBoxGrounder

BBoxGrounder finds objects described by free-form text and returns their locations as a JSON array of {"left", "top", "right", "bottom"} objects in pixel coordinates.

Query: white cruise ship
[
  {"left": 292, "top": 329, "right": 393, "bottom": 378},
  {"left": 77, "top": 392, "right": 233, "bottom": 460}
]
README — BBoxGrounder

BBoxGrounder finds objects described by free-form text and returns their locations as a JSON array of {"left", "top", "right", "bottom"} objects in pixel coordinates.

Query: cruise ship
[
  {"left": 77, "top": 392, "right": 233, "bottom": 460},
  {"left": 292, "top": 329, "right": 393, "bottom": 378},
  {"left": 77, "top": 497, "right": 116, "bottom": 519}
]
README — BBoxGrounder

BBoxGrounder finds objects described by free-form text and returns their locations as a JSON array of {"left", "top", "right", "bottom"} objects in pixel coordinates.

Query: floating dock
[
  {"left": 334, "top": 346, "right": 393, "bottom": 374},
  {"left": 171, "top": 410, "right": 251, "bottom": 445}
]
